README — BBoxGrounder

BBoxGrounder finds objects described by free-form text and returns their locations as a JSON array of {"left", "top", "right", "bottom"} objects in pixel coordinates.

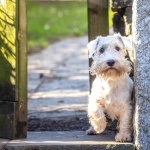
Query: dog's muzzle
[{"left": 107, "top": 59, "right": 115, "bottom": 67}]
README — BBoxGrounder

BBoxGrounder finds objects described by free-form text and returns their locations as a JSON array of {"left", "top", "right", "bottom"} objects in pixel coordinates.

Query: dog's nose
[{"left": 107, "top": 59, "right": 115, "bottom": 66}]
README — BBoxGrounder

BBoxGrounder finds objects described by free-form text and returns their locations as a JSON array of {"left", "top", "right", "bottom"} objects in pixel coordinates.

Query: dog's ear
[
  {"left": 87, "top": 36, "right": 101, "bottom": 58},
  {"left": 116, "top": 33, "right": 133, "bottom": 51}
]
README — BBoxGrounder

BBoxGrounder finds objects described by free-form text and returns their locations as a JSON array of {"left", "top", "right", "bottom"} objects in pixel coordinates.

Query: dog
[{"left": 86, "top": 34, "right": 133, "bottom": 142}]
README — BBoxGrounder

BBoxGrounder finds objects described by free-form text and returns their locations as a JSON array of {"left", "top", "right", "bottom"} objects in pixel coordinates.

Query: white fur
[
  {"left": 86, "top": 34, "right": 133, "bottom": 142},
  {"left": 87, "top": 33, "right": 132, "bottom": 59}
]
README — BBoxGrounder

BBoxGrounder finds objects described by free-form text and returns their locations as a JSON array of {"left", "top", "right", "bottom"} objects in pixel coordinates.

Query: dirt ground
[
  {"left": 28, "top": 115, "right": 89, "bottom": 131},
  {"left": 27, "top": 115, "right": 117, "bottom": 132}
]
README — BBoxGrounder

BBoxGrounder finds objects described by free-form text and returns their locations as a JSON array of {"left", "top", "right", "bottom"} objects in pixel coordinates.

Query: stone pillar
[
  {"left": 110, "top": 0, "right": 132, "bottom": 36},
  {"left": 132, "top": 0, "right": 150, "bottom": 149},
  {"left": 124, "top": 7, "right": 132, "bottom": 36}
]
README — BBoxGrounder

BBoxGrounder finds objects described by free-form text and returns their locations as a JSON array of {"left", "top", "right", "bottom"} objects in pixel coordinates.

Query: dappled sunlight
[
  {"left": 28, "top": 104, "right": 87, "bottom": 114},
  {"left": 9, "top": 140, "right": 107, "bottom": 144},
  {"left": 27, "top": 34, "right": 89, "bottom": 131},
  {"left": 68, "top": 75, "right": 88, "bottom": 80},
  {"left": 29, "top": 89, "right": 88, "bottom": 100},
  {"left": 28, "top": 89, "right": 88, "bottom": 115}
]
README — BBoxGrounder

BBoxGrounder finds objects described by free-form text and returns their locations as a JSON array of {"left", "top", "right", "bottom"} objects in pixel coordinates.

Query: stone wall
[{"left": 110, "top": 0, "right": 132, "bottom": 36}]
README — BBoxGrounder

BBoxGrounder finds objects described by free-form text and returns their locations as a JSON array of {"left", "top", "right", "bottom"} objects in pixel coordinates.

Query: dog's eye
[
  {"left": 99, "top": 47, "right": 105, "bottom": 53},
  {"left": 92, "top": 51, "right": 97, "bottom": 57},
  {"left": 115, "top": 46, "right": 120, "bottom": 51}
]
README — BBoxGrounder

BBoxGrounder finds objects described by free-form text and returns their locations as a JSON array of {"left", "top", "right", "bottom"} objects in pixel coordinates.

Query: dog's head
[{"left": 87, "top": 34, "right": 132, "bottom": 78}]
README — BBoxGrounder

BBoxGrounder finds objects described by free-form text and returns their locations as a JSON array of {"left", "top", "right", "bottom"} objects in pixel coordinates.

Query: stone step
[{"left": 0, "top": 131, "right": 134, "bottom": 150}]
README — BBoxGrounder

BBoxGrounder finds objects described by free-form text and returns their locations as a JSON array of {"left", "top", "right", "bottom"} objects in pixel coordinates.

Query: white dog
[{"left": 86, "top": 34, "right": 133, "bottom": 142}]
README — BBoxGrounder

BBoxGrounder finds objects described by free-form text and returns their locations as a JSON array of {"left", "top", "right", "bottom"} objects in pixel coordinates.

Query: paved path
[{"left": 28, "top": 36, "right": 89, "bottom": 121}]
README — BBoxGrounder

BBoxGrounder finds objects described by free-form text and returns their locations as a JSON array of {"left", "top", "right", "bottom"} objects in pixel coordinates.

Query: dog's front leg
[
  {"left": 86, "top": 103, "right": 107, "bottom": 135},
  {"left": 115, "top": 106, "right": 132, "bottom": 142}
]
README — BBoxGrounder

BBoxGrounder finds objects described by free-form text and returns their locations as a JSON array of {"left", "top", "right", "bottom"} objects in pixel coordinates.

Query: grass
[
  {"left": 27, "top": 0, "right": 114, "bottom": 53},
  {"left": 27, "top": 0, "right": 88, "bottom": 53}
]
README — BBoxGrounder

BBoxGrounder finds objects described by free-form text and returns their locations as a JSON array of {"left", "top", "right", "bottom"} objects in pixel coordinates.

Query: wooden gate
[{"left": 0, "top": 0, "right": 27, "bottom": 139}]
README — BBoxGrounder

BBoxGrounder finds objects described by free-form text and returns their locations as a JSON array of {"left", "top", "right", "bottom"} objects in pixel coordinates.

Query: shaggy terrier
[{"left": 86, "top": 34, "right": 133, "bottom": 142}]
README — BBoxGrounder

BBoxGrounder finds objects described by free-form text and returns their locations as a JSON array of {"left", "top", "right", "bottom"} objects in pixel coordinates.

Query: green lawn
[
  {"left": 27, "top": 1, "right": 88, "bottom": 53},
  {"left": 27, "top": 0, "right": 113, "bottom": 53}
]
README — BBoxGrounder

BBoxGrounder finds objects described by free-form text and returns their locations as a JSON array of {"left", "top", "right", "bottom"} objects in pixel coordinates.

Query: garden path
[{"left": 28, "top": 36, "right": 90, "bottom": 131}]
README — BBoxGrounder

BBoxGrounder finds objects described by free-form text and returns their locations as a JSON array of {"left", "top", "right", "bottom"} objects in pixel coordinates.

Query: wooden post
[
  {"left": 0, "top": 0, "right": 27, "bottom": 139},
  {"left": 132, "top": 0, "right": 150, "bottom": 149},
  {"left": 87, "top": 0, "right": 109, "bottom": 91},
  {"left": 16, "top": 0, "right": 27, "bottom": 139}
]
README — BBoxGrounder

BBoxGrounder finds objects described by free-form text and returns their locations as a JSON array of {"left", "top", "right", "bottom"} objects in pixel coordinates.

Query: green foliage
[{"left": 27, "top": 1, "right": 87, "bottom": 53}]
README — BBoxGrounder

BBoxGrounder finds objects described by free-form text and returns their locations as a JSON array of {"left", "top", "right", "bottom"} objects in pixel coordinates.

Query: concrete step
[{"left": 0, "top": 131, "right": 134, "bottom": 150}]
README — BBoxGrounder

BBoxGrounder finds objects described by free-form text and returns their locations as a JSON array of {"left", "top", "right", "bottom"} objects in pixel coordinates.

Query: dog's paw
[
  {"left": 94, "top": 126, "right": 106, "bottom": 134},
  {"left": 115, "top": 132, "right": 132, "bottom": 142},
  {"left": 86, "top": 126, "right": 97, "bottom": 135}
]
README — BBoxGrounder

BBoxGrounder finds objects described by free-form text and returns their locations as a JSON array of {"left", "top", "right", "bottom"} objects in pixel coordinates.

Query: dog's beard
[{"left": 90, "top": 59, "right": 131, "bottom": 79}]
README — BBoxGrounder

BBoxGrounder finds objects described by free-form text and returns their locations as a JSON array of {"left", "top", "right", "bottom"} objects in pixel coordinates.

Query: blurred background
[{"left": 27, "top": 0, "right": 113, "bottom": 54}]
